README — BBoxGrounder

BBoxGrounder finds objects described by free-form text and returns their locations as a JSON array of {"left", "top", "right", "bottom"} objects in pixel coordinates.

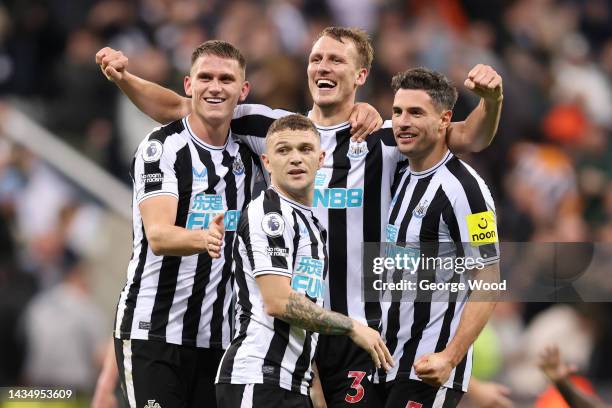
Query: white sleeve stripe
[
  {"left": 137, "top": 191, "right": 179, "bottom": 204},
  {"left": 253, "top": 268, "right": 292, "bottom": 278}
]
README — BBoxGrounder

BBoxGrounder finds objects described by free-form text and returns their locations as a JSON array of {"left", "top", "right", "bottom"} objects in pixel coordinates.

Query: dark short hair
[
  {"left": 266, "top": 114, "right": 319, "bottom": 140},
  {"left": 191, "top": 40, "right": 246, "bottom": 71},
  {"left": 391, "top": 67, "right": 458, "bottom": 111},
  {"left": 317, "top": 27, "right": 374, "bottom": 71}
]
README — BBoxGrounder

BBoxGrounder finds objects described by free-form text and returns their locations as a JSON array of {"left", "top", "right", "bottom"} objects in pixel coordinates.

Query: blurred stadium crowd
[{"left": 0, "top": 0, "right": 611, "bottom": 406}]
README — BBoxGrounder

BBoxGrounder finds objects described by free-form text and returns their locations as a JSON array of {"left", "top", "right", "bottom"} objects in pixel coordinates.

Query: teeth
[
  {"left": 399, "top": 134, "right": 416, "bottom": 139},
  {"left": 316, "top": 79, "right": 336, "bottom": 88},
  {"left": 205, "top": 98, "right": 224, "bottom": 103}
]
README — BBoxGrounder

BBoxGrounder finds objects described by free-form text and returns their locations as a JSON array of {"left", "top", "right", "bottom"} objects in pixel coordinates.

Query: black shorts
[
  {"left": 216, "top": 383, "right": 312, "bottom": 408},
  {"left": 315, "top": 335, "right": 380, "bottom": 407},
  {"left": 114, "top": 338, "right": 225, "bottom": 408},
  {"left": 376, "top": 378, "right": 464, "bottom": 408}
]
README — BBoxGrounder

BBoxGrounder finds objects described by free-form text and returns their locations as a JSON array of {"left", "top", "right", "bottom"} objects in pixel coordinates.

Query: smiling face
[
  {"left": 184, "top": 54, "right": 249, "bottom": 127},
  {"left": 307, "top": 35, "right": 367, "bottom": 110},
  {"left": 262, "top": 129, "right": 325, "bottom": 204},
  {"left": 392, "top": 89, "right": 451, "bottom": 160}
]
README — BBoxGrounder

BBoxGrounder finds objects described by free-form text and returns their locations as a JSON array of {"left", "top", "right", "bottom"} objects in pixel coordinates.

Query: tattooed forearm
[{"left": 282, "top": 292, "right": 353, "bottom": 335}]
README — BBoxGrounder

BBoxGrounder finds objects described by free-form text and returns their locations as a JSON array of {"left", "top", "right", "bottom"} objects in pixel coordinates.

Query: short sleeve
[
  {"left": 133, "top": 133, "right": 179, "bottom": 204},
  {"left": 242, "top": 204, "right": 296, "bottom": 278}
]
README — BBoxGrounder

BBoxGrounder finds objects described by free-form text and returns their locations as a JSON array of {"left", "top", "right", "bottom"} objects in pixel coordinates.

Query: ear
[
  {"left": 355, "top": 68, "right": 368, "bottom": 87},
  {"left": 184, "top": 75, "right": 192, "bottom": 97},
  {"left": 439, "top": 110, "right": 452, "bottom": 131},
  {"left": 318, "top": 150, "right": 325, "bottom": 169},
  {"left": 239, "top": 80, "right": 250, "bottom": 102},
  {"left": 261, "top": 153, "right": 271, "bottom": 174}
]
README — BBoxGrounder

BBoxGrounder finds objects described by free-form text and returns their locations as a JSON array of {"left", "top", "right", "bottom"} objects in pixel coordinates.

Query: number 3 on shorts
[{"left": 345, "top": 371, "right": 366, "bottom": 403}]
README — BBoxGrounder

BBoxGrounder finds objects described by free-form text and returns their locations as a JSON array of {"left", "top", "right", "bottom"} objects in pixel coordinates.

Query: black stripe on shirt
[
  {"left": 363, "top": 134, "right": 384, "bottom": 328},
  {"left": 328, "top": 128, "right": 351, "bottom": 315}
]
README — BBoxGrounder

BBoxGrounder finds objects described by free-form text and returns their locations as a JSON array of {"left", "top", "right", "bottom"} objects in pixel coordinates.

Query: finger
[
  {"left": 370, "top": 348, "right": 382, "bottom": 369},
  {"left": 350, "top": 119, "right": 365, "bottom": 140},
  {"left": 104, "top": 66, "right": 121, "bottom": 81},
  {"left": 357, "top": 110, "right": 376, "bottom": 140},
  {"left": 374, "top": 343, "right": 390, "bottom": 371},
  {"left": 488, "top": 76, "right": 502, "bottom": 89},
  {"left": 380, "top": 340, "right": 394, "bottom": 368},
  {"left": 498, "top": 395, "right": 514, "bottom": 408},
  {"left": 472, "top": 71, "right": 490, "bottom": 86},
  {"left": 464, "top": 78, "right": 476, "bottom": 90},
  {"left": 496, "top": 384, "right": 511, "bottom": 396},
  {"left": 467, "top": 64, "right": 482, "bottom": 79},
  {"left": 349, "top": 108, "right": 362, "bottom": 135},
  {"left": 95, "top": 47, "right": 112, "bottom": 64}
]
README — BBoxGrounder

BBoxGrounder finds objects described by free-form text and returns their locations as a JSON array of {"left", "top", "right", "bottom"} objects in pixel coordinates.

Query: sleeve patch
[
  {"left": 466, "top": 211, "right": 498, "bottom": 246},
  {"left": 142, "top": 140, "right": 163, "bottom": 162},
  {"left": 261, "top": 212, "right": 285, "bottom": 237}
]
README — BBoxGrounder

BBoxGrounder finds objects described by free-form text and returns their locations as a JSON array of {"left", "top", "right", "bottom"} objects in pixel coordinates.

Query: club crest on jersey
[
  {"left": 232, "top": 156, "right": 245, "bottom": 176},
  {"left": 142, "top": 140, "right": 163, "bottom": 163},
  {"left": 346, "top": 140, "right": 368, "bottom": 160},
  {"left": 413, "top": 199, "right": 429, "bottom": 219},
  {"left": 144, "top": 401, "right": 161, "bottom": 408},
  {"left": 262, "top": 212, "right": 285, "bottom": 237}
]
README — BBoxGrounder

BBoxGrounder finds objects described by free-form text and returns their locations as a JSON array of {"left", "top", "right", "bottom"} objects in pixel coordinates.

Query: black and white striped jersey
[
  {"left": 380, "top": 150, "right": 499, "bottom": 391},
  {"left": 114, "top": 117, "right": 261, "bottom": 349},
  {"left": 216, "top": 187, "right": 327, "bottom": 395},
  {"left": 231, "top": 104, "right": 406, "bottom": 327}
]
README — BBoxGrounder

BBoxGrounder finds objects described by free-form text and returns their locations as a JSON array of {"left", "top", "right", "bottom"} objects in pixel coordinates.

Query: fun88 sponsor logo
[
  {"left": 313, "top": 188, "right": 363, "bottom": 208},
  {"left": 186, "top": 193, "right": 241, "bottom": 231},
  {"left": 292, "top": 257, "right": 325, "bottom": 298}
]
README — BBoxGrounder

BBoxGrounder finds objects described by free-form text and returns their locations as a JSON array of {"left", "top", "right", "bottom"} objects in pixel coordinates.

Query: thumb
[
  {"left": 464, "top": 78, "right": 475, "bottom": 90},
  {"left": 104, "top": 66, "right": 122, "bottom": 81},
  {"left": 414, "top": 356, "right": 429, "bottom": 371},
  {"left": 213, "top": 213, "right": 225, "bottom": 227}
]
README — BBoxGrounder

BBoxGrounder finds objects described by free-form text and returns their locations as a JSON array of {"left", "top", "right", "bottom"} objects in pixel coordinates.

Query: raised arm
[
  {"left": 414, "top": 263, "right": 499, "bottom": 387},
  {"left": 446, "top": 64, "right": 503, "bottom": 154},
  {"left": 96, "top": 47, "right": 191, "bottom": 124},
  {"left": 256, "top": 273, "right": 393, "bottom": 371},
  {"left": 539, "top": 346, "right": 610, "bottom": 408}
]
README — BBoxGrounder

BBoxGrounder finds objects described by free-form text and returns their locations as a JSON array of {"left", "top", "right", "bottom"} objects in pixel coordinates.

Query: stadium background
[{"left": 0, "top": 0, "right": 611, "bottom": 406}]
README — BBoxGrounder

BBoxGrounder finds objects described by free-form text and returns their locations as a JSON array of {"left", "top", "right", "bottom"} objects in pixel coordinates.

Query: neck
[
  {"left": 409, "top": 142, "right": 449, "bottom": 173},
  {"left": 273, "top": 183, "right": 313, "bottom": 207},
  {"left": 309, "top": 96, "right": 356, "bottom": 127},
  {"left": 188, "top": 114, "right": 230, "bottom": 146}
]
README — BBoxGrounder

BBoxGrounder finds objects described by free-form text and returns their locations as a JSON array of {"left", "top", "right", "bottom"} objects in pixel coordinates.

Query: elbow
[
  {"left": 263, "top": 298, "right": 285, "bottom": 319},
  {"left": 146, "top": 225, "right": 165, "bottom": 256}
]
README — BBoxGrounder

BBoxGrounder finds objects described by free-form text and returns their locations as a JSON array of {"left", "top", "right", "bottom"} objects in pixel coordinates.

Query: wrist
[
  {"left": 483, "top": 95, "right": 503, "bottom": 106},
  {"left": 347, "top": 319, "right": 357, "bottom": 338},
  {"left": 440, "top": 347, "right": 462, "bottom": 368}
]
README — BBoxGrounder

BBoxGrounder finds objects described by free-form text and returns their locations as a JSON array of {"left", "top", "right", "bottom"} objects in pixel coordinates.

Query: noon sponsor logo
[{"left": 466, "top": 210, "right": 498, "bottom": 246}]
